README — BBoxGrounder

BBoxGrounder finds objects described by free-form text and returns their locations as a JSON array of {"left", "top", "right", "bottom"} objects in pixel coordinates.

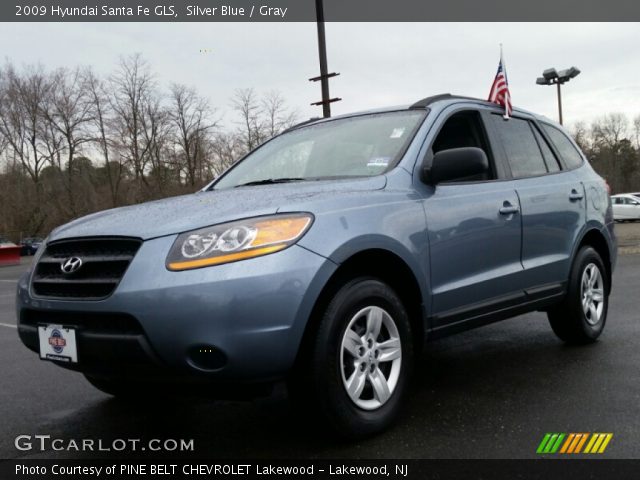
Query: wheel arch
[
  {"left": 573, "top": 227, "right": 613, "bottom": 293},
  {"left": 292, "top": 248, "right": 427, "bottom": 373}
]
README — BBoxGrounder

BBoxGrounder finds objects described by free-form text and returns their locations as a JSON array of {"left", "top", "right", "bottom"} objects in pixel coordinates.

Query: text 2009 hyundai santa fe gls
[{"left": 17, "top": 94, "right": 616, "bottom": 437}]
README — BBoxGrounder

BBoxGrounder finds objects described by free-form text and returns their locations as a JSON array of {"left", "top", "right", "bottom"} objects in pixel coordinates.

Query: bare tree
[
  {"left": 633, "top": 115, "right": 640, "bottom": 150},
  {"left": 232, "top": 88, "right": 264, "bottom": 152},
  {"left": 208, "top": 132, "right": 241, "bottom": 177},
  {"left": 86, "top": 68, "right": 124, "bottom": 207},
  {"left": 588, "top": 113, "right": 639, "bottom": 193},
  {"left": 140, "top": 93, "right": 172, "bottom": 196},
  {"left": 0, "top": 63, "right": 52, "bottom": 185},
  {"left": 109, "top": 54, "right": 157, "bottom": 196},
  {"left": 232, "top": 88, "right": 298, "bottom": 155},
  {"left": 42, "top": 68, "right": 94, "bottom": 167},
  {"left": 262, "top": 90, "right": 298, "bottom": 138},
  {"left": 591, "top": 113, "right": 628, "bottom": 154},
  {"left": 169, "top": 83, "right": 217, "bottom": 187},
  {"left": 40, "top": 67, "right": 95, "bottom": 214},
  {"left": 571, "top": 121, "right": 591, "bottom": 153},
  {"left": 0, "top": 56, "right": 306, "bottom": 241},
  {"left": 0, "top": 70, "right": 7, "bottom": 157}
]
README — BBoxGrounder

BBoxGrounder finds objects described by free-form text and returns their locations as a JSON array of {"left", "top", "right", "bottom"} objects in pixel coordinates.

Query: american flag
[{"left": 488, "top": 51, "right": 512, "bottom": 118}]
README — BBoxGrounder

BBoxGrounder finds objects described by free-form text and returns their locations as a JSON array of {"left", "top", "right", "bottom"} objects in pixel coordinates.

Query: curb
[{"left": 619, "top": 246, "right": 640, "bottom": 256}]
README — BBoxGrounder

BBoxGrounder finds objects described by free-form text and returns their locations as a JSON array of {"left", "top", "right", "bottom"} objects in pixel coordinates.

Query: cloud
[{"left": 1, "top": 22, "right": 639, "bottom": 127}]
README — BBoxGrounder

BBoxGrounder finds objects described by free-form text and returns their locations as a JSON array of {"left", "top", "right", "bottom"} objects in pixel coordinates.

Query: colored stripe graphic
[
  {"left": 550, "top": 434, "right": 565, "bottom": 453},
  {"left": 574, "top": 433, "right": 589, "bottom": 453},
  {"left": 559, "top": 433, "right": 574, "bottom": 453},
  {"left": 537, "top": 433, "right": 565, "bottom": 453},
  {"left": 537, "top": 433, "right": 552, "bottom": 453},
  {"left": 584, "top": 433, "right": 598, "bottom": 453},
  {"left": 584, "top": 433, "right": 613, "bottom": 454},
  {"left": 567, "top": 433, "right": 584, "bottom": 453},
  {"left": 538, "top": 433, "right": 613, "bottom": 454},
  {"left": 544, "top": 434, "right": 558, "bottom": 453}
]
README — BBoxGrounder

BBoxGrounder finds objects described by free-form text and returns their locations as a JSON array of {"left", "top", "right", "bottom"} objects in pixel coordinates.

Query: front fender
[{"left": 297, "top": 199, "right": 430, "bottom": 308}]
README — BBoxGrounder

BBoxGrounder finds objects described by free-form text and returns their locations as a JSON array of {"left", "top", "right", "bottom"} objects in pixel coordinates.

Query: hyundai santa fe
[{"left": 16, "top": 94, "right": 616, "bottom": 437}]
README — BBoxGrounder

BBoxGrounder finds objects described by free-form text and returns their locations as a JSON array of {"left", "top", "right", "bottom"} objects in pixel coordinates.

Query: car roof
[{"left": 289, "top": 93, "right": 558, "bottom": 131}]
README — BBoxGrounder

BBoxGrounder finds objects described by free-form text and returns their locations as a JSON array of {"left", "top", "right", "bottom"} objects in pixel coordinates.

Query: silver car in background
[{"left": 611, "top": 194, "right": 640, "bottom": 221}]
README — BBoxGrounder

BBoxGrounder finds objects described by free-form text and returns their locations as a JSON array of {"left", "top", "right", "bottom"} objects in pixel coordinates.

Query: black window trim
[
  {"left": 537, "top": 121, "right": 586, "bottom": 172},
  {"left": 530, "top": 122, "right": 562, "bottom": 173}
]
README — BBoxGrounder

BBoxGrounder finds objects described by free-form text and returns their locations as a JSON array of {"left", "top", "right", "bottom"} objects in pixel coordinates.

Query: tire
[
  {"left": 547, "top": 246, "right": 609, "bottom": 344},
  {"left": 289, "top": 277, "right": 413, "bottom": 438}
]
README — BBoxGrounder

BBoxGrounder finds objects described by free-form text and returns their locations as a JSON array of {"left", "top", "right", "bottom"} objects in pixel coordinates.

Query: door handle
[
  {"left": 569, "top": 189, "right": 584, "bottom": 201},
  {"left": 499, "top": 201, "right": 519, "bottom": 215}
]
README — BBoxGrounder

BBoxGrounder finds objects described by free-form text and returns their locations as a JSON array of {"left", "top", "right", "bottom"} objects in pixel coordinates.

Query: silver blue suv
[{"left": 16, "top": 94, "right": 616, "bottom": 437}]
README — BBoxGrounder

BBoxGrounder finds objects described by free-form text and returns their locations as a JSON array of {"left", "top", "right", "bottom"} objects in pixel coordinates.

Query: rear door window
[{"left": 491, "top": 116, "right": 548, "bottom": 178}]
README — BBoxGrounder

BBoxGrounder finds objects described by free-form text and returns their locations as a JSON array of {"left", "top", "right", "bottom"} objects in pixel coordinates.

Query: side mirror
[{"left": 421, "top": 147, "right": 489, "bottom": 185}]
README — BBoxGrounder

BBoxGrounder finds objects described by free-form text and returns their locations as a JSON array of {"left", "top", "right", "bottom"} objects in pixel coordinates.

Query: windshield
[{"left": 212, "top": 110, "right": 426, "bottom": 189}]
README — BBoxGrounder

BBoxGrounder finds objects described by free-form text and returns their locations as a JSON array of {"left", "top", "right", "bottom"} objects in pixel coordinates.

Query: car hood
[{"left": 49, "top": 176, "right": 387, "bottom": 241}]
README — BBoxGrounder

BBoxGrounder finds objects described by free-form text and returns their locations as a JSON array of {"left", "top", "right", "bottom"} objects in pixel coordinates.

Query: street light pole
[
  {"left": 536, "top": 66, "right": 580, "bottom": 126},
  {"left": 556, "top": 82, "right": 563, "bottom": 125}
]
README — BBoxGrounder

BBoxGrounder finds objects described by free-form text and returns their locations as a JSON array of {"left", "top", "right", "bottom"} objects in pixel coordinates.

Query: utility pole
[{"left": 309, "top": 0, "right": 340, "bottom": 117}]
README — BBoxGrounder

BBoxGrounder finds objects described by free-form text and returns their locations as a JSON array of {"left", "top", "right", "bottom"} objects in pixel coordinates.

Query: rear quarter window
[
  {"left": 541, "top": 124, "right": 584, "bottom": 169},
  {"left": 532, "top": 125, "right": 561, "bottom": 172}
]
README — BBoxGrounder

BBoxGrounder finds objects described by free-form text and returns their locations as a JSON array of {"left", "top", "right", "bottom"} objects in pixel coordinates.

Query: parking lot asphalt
[
  {"left": 616, "top": 221, "right": 640, "bottom": 253},
  {"left": 0, "top": 259, "right": 28, "bottom": 328},
  {"left": 0, "top": 253, "right": 639, "bottom": 460}
]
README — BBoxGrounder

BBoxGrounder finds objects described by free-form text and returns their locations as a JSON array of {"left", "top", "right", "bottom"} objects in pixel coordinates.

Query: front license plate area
[{"left": 38, "top": 324, "right": 78, "bottom": 363}]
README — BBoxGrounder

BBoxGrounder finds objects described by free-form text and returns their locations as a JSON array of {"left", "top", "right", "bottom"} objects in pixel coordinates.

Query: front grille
[{"left": 32, "top": 237, "right": 142, "bottom": 300}]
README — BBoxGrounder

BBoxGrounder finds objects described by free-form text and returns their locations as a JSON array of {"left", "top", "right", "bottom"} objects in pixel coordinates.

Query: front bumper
[{"left": 17, "top": 235, "right": 337, "bottom": 382}]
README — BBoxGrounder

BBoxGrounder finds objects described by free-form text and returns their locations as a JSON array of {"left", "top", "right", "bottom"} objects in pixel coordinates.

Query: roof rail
[{"left": 410, "top": 93, "right": 490, "bottom": 109}]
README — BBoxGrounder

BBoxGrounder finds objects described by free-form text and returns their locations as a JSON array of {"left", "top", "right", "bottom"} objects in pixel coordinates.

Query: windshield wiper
[{"left": 234, "top": 177, "right": 306, "bottom": 187}]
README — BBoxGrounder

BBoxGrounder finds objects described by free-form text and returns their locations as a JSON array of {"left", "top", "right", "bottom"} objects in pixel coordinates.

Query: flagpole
[
  {"left": 500, "top": 44, "right": 510, "bottom": 120},
  {"left": 488, "top": 43, "right": 512, "bottom": 119}
]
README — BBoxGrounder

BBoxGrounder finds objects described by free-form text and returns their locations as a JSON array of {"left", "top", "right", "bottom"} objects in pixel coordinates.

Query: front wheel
[
  {"left": 289, "top": 277, "right": 413, "bottom": 438},
  {"left": 547, "top": 247, "right": 609, "bottom": 344}
]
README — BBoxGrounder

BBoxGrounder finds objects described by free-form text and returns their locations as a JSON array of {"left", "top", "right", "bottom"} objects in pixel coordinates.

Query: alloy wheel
[
  {"left": 340, "top": 306, "right": 402, "bottom": 410},
  {"left": 581, "top": 263, "right": 604, "bottom": 326}
]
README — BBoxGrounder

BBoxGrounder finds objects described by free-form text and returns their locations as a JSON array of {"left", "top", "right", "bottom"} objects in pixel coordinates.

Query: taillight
[{"left": 604, "top": 179, "right": 611, "bottom": 195}]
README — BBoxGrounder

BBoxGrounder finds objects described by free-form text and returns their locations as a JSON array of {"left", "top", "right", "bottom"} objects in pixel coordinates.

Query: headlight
[{"left": 166, "top": 213, "right": 314, "bottom": 271}]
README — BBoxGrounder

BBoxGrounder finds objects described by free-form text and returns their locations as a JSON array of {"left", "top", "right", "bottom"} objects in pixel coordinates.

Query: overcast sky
[{"left": 2, "top": 22, "right": 639, "bottom": 130}]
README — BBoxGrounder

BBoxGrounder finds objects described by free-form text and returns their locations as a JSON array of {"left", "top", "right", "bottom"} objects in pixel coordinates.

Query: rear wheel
[
  {"left": 548, "top": 247, "right": 608, "bottom": 344},
  {"left": 289, "top": 277, "right": 413, "bottom": 438}
]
